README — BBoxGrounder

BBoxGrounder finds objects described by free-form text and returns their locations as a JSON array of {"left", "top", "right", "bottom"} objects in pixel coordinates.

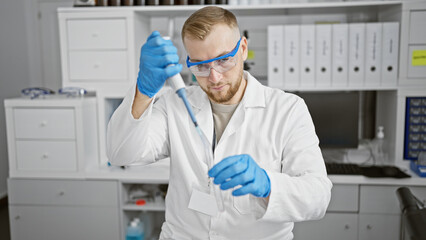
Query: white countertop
[
  {"left": 13, "top": 158, "right": 425, "bottom": 186},
  {"left": 81, "top": 158, "right": 426, "bottom": 186}
]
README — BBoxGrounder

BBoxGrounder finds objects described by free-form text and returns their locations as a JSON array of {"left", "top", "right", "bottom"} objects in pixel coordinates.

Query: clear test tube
[{"left": 197, "top": 128, "right": 225, "bottom": 212}]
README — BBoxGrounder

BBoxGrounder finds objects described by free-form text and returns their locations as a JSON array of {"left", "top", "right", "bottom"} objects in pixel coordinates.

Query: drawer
[
  {"left": 8, "top": 179, "right": 118, "bottom": 206},
  {"left": 409, "top": 11, "right": 426, "bottom": 44},
  {"left": 293, "top": 213, "right": 358, "bottom": 240},
  {"left": 16, "top": 140, "right": 77, "bottom": 172},
  {"left": 9, "top": 206, "right": 120, "bottom": 240},
  {"left": 67, "top": 19, "right": 127, "bottom": 50},
  {"left": 327, "top": 184, "right": 359, "bottom": 212},
  {"left": 69, "top": 51, "right": 128, "bottom": 81},
  {"left": 360, "top": 185, "right": 426, "bottom": 214},
  {"left": 14, "top": 108, "right": 75, "bottom": 139}
]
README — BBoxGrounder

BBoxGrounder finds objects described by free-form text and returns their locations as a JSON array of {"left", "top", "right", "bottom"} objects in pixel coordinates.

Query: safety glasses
[{"left": 186, "top": 37, "right": 242, "bottom": 77}]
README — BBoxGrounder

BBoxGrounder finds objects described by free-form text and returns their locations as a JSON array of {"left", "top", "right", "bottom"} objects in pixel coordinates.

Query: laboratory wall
[{"left": 0, "top": 0, "right": 33, "bottom": 198}]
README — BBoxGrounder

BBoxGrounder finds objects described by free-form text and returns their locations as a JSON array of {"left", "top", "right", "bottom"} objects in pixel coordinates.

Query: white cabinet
[
  {"left": 294, "top": 184, "right": 359, "bottom": 240},
  {"left": 399, "top": 1, "right": 426, "bottom": 85},
  {"left": 58, "top": 11, "right": 144, "bottom": 92},
  {"left": 4, "top": 97, "right": 98, "bottom": 177},
  {"left": 295, "top": 183, "right": 426, "bottom": 240},
  {"left": 294, "top": 213, "right": 358, "bottom": 240},
  {"left": 8, "top": 179, "right": 120, "bottom": 240},
  {"left": 358, "top": 214, "right": 401, "bottom": 240},
  {"left": 67, "top": 19, "right": 127, "bottom": 50}
]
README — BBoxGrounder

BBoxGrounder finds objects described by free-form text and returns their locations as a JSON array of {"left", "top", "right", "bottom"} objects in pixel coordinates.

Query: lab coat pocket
[{"left": 233, "top": 193, "right": 251, "bottom": 215}]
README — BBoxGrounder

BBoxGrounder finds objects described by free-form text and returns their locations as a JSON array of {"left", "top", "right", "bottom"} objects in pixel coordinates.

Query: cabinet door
[
  {"left": 358, "top": 214, "right": 400, "bottom": 240},
  {"left": 293, "top": 213, "right": 358, "bottom": 240},
  {"left": 9, "top": 205, "right": 120, "bottom": 240}
]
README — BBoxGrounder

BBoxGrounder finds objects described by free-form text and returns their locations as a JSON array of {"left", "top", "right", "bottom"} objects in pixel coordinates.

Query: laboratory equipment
[
  {"left": 58, "top": 87, "right": 87, "bottom": 97},
  {"left": 404, "top": 97, "right": 426, "bottom": 160},
  {"left": 21, "top": 87, "right": 55, "bottom": 99},
  {"left": 186, "top": 37, "right": 241, "bottom": 77},
  {"left": 166, "top": 54, "right": 225, "bottom": 212},
  {"left": 163, "top": 21, "right": 225, "bottom": 211}
]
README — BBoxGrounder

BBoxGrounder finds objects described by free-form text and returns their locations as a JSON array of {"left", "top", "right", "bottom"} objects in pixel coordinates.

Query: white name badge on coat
[{"left": 188, "top": 189, "right": 218, "bottom": 217}]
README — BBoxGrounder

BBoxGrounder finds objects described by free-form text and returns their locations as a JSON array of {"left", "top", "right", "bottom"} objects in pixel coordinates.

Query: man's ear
[{"left": 241, "top": 36, "right": 248, "bottom": 61}]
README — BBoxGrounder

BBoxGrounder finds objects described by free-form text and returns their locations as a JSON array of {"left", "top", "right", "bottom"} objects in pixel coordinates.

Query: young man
[{"left": 107, "top": 6, "right": 332, "bottom": 240}]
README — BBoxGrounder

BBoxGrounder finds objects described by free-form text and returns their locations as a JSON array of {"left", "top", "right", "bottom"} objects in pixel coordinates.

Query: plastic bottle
[
  {"left": 125, "top": 220, "right": 144, "bottom": 240},
  {"left": 372, "top": 126, "right": 386, "bottom": 165}
]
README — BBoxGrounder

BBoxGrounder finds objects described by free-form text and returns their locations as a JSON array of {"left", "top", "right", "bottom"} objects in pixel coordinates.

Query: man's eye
[
  {"left": 197, "top": 64, "right": 209, "bottom": 71},
  {"left": 219, "top": 57, "right": 230, "bottom": 63}
]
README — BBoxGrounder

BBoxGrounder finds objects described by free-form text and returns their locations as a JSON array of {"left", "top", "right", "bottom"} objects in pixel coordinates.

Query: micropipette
[{"left": 163, "top": 24, "right": 224, "bottom": 212}]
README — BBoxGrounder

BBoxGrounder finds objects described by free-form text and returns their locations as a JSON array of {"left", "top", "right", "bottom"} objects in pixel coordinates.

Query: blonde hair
[{"left": 181, "top": 6, "right": 239, "bottom": 41}]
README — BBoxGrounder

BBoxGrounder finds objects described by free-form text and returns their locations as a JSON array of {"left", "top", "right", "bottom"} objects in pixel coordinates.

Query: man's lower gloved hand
[
  {"left": 208, "top": 154, "right": 271, "bottom": 198},
  {"left": 137, "top": 31, "right": 182, "bottom": 98}
]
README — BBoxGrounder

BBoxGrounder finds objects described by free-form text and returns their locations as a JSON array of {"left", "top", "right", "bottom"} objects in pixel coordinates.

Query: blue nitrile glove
[
  {"left": 208, "top": 154, "right": 271, "bottom": 198},
  {"left": 137, "top": 31, "right": 183, "bottom": 98}
]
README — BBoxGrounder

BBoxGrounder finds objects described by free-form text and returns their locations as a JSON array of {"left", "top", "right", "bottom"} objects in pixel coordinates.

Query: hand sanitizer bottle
[
  {"left": 372, "top": 126, "right": 386, "bottom": 165},
  {"left": 126, "top": 220, "right": 144, "bottom": 240}
]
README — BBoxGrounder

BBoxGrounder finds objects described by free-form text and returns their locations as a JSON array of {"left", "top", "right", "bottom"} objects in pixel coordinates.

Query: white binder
[
  {"left": 332, "top": 24, "right": 349, "bottom": 87},
  {"left": 283, "top": 25, "right": 300, "bottom": 88},
  {"left": 315, "top": 24, "right": 332, "bottom": 87},
  {"left": 381, "top": 22, "right": 399, "bottom": 87},
  {"left": 365, "top": 23, "right": 382, "bottom": 87},
  {"left": 348, "top": 23, "right": 366, "bottom": 87},
  {"left": 267, "top": 25, "right": 284, "bottom": 89},
  {"left": 300, "top": 25, "right": 316, "bottom": 88}
]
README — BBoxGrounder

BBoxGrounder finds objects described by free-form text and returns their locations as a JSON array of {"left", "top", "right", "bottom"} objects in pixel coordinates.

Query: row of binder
[{"left": 267, "top": 22, "right": 400, "bottom": 89}]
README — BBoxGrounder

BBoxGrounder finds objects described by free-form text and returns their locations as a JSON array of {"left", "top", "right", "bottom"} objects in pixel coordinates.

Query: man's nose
[{"left": 208, "top": 66, "right": 222, "bottom": 83}]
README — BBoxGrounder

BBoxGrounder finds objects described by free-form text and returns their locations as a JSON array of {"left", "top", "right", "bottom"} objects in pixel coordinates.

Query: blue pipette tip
[{"left": 176, "top": 88, "right": 198, "bottom": 127}]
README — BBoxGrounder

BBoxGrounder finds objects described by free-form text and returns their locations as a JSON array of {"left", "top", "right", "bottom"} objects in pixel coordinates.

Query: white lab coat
[{"left": 107, "top": 71, "right": 332, "bottom": 240}]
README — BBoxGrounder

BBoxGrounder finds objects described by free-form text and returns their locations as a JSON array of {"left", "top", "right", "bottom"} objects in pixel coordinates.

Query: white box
[{"left": 4, "top": 97, "right": 99, "bottom": 178}]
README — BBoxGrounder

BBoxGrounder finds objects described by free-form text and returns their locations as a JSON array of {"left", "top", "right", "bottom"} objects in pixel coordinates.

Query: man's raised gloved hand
[
  {"left": 208, "top": 154, "right": 271, "bottom": 198},
  {"left": 137, "top": 31, "right": 182, "bottom": 98}
]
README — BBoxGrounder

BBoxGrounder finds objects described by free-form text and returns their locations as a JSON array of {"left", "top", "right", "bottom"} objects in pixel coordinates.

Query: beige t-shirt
[{"left": 210, "top": 101, "right": 239, "bottom": 144}]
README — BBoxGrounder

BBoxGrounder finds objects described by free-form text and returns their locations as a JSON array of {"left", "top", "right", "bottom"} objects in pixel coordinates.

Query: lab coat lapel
[
  {"left": 187, "top": 87, "right": 214, "bottom": 147},
  {"left": 219, "top": 72, "right": 266, "bottom": 144}
]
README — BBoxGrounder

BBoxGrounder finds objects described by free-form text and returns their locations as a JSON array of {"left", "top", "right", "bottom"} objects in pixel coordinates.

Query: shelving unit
[
  {"left": 57, "top": 0, "right": 411, "bottom": 168},
  {"left": 119, "top": 182, "right": 167, "bottom": 240}
]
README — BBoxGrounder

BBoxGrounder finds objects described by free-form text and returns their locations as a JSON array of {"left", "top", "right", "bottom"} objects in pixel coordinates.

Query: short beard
[{"left": 202, "top": 66, "right": 244, "bottom": 104}]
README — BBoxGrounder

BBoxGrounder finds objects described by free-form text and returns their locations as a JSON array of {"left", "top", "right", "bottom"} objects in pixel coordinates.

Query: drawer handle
[
  {"left": 59, "top": 191, "right": 65, "bottom": 196},
  {"left": 40, "top": 121, "right": 47, "bottom": 127},
  {"left": 367, "top": 224, "right": 372, "bottom": 230},
  {"left": 344, "top": 224, "right": 350, "bottom": 230},
  {"left": 42, "top": 153, "right": 49, "bottom": 159},
  {"left": 93, "top": 63, "right": 101, "bottom": 69},
  {"left": 15, "top": 215, "right": 20, "bottom": 220}
]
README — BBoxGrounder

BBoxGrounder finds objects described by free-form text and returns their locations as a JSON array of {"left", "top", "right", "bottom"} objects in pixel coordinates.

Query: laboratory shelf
[
  {"left": 122, "top": 202, "right": 166, "bottom": 212},
  {"left": 58, "top": 1, "right": 403, "bottom": 17}
]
